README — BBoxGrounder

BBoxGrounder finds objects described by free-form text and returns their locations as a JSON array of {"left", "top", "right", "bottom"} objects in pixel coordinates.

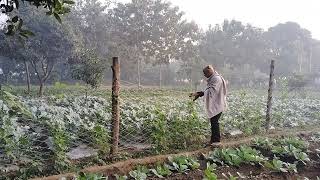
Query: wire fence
[{"left": 1, "top": 64, "right": 320, "bottom": 179}]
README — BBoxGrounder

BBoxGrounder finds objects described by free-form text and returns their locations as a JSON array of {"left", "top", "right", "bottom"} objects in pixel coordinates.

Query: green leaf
[
  {"left": 204, "top": 169, "right": 218, "bottom": 180},
  {"left": 150, "top": 169, "right": 164, "bottom": 178},
  {"left": 55, "top": 0, "right": 62, "bottom": 9},
  {"left": 53, "top": 13, "right": 62, "bottom": 24}
]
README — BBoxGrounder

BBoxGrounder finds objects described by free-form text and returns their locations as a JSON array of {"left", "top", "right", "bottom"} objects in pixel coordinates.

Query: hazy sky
[
  {"left": 119, "top": 0, "right": 320, "bottom": 39},
  {"left": 1, "top": 0, "right": 318, "bottom": 39}
]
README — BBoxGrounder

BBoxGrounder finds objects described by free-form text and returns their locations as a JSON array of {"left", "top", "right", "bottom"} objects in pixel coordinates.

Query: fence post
[
  {"left": 266, "top": 60, "right": 275, "bottom": 131},
  {"left": 110, "top": 57, "right": 120, "bottom": 155}
]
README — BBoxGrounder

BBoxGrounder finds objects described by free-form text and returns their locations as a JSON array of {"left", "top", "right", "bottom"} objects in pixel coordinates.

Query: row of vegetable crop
[{"left": 73, "top": 136, "right": 318, "bottom": 180}]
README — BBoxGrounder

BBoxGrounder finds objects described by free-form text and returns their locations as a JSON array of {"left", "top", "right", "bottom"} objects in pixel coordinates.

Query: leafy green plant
[
  {"left": 150, "top": 164, "right": 172, "bottom": 178},
  {"left": 237, "top": 146, "right": 266, "bottom": 165},
  {"left": 253, "top": 137, "right": 273, "bottom": 149},
  {"left": 264, "top": 158, "right": 288, "bottom": 173},
  {"left": 207, "top": 146, "right": 265, "bottom": 167},
  {"left": 264, "top": 157, "right": 298, "bottom": 173},
  {"left": 219, "top": 148, "right": 243, "bottom": 167},
  {"left": 275, "top": 137, "right": 308, "bottom": 151},
  {"left": 271, "top": 141, "right": 310, "bottom": 165},
  {"left": 168, "top": 156, "right": 200, "bottom": 173},
  {"left": 203, "top": 162, "right": 218, "bottom": 180},
  {"left": 129, "top": 166, "right": 149, "bottom": 180},
  {"left": 285, "top": 163, "right": 298, "bottom": 173},
  {"left": 293, "top": 151, "right": 310, "bottom": 165},
  {"left": 90, "top": 124, "right": 110, "bottom": 154},
  {"left": 76, "top": 172, "right": 107, "bottom": 180},
  {"left": 271, "top": 144, "right": 298, "bottom": 156}
]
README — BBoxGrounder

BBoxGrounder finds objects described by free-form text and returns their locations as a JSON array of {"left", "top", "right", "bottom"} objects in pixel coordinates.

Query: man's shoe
[
  {"left": 211, "top": 142, "right": 222, "bottom": 148},
  {"left": 204, "top": 143, "right": 212, "bottom": 148},
  {"left": 204, "top": 141, "right": 222, "bottom": 148}
]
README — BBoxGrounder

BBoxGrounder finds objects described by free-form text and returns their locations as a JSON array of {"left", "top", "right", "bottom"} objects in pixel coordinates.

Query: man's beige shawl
[{"left": 204, "top": 72, "right": 227, "bottom": 118}]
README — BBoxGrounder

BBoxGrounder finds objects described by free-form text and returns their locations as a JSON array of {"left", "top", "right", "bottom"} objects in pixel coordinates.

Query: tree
[
  {"left": 65, "top": 0, "right": 110, "bottom": 57},
  {"left": 20, "top": 8, "right": 72, "bottom": 96},
  {"left": 108, "top": 0, "right": 201, "bottom": 87},
  {"left": 69, "top": 49, "right": 106, "bottom": 89},
  {"left": 264, "top": 22, "right": 312, "bottom": 75}
]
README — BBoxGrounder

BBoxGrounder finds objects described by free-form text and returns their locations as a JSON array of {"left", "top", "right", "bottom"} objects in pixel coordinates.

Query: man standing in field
[{"left": 190, "top": 65, "right": 227, "bottom": 146}]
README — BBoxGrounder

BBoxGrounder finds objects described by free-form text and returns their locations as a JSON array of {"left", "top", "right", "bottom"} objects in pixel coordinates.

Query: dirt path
[{"left": 32, "top": 127, "right": 320, "bottom": 180}]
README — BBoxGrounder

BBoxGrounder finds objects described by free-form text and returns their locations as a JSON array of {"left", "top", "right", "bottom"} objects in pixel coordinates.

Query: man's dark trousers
[{"left": 210, "top": 112, "right": 222, "bottom": 143}]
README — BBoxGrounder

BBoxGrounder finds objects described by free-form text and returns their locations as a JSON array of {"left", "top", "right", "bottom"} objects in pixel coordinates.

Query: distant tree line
[{"left": 1, "top": 0, "right": 320, "bottom": 96}]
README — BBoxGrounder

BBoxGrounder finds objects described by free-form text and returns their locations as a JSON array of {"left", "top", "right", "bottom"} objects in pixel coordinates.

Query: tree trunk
[
  {"left": 24, "top": 60, "right": 31, "bottom": 94},
  {"left": 159, "top": 64, "right": 162, "bottom": 88},
  {"left": 39, "top": 81, "right": 44, "bottom": 97},
  {"left": 138, "top": 57, "right": 141, "bottom": 89}
]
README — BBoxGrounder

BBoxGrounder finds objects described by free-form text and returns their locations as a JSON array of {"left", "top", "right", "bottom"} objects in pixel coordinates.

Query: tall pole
[
  {"left": 110, "top": 57, "right": 120, "bottom": 155},
  {"left": 266, "top": 60, "right": 275, "bottom": 131}
]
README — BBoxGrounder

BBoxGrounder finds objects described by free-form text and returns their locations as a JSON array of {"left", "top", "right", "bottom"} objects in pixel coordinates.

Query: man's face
[{"left": 203, "top": 68, "right": 213, "bottom": 78}]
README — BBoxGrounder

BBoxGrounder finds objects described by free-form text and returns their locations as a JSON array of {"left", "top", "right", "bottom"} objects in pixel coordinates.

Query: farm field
[
  {"left": 2, "top": 0, "right": 320, "bottom": 179},
  {"left": 0, "top": 86, "right": 320, "bottom": 179}
]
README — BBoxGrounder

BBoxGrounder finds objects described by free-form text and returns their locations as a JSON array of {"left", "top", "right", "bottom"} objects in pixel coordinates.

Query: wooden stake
[
  {"left": 110, "top": 57, "right": 120, "bottom": 155},
  {"left": 266, "top": 60, "right": 275, "bottom": 131}
]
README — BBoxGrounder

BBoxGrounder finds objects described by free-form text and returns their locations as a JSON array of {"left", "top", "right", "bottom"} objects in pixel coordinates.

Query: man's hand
[{"left": 189, "top": 92, "right": 204, "bottom": 101}]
